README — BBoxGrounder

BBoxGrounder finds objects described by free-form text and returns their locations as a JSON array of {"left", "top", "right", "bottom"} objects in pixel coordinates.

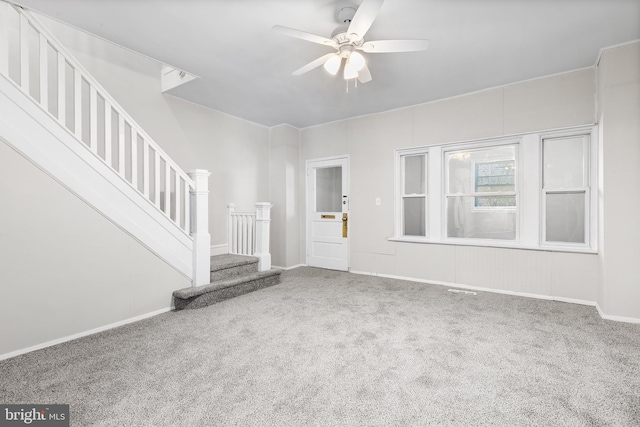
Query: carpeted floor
[{"left": 1, "top": 267, "right": 639, "bottom": 426}]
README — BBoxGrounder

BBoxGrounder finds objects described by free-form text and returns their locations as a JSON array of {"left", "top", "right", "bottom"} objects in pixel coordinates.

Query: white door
[{"left": 306, "top": 157, "right": 350, "bottom": 271}]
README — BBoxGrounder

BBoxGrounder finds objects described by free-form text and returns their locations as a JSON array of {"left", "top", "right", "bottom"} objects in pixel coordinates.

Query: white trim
[
  {"left": 272, "top": 264, "right": 307, "bottom": 271},
  {"left": 595, "top": 39, "right": 640, "bottom": 67},
  {"left": 210, "top": 244, "right": 229, "bottom": 256},
  {"left": 596, "top": 303, "right": 640, "bottom": 324},
  {"left": 387, "top": 237, "right": 598, "bottom": 254},
  {"left": 351, "top": 269, "right": 596, "bottom": 305},
  {"left": 352, "top": 270, "right": 639, "bottom": 323},
  {"left": 0, "top": 307, "right": 174, "bottom": 361}
]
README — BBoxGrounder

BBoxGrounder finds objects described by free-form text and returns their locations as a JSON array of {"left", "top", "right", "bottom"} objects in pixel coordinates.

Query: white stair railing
[
  {"left": 0, "top": 3, "right": 210, "bottom": 285},
  {"left": 228, "top": 203, "right": 272, "bottom": 271},
  {"left": 0, "top": 3, "right": 193, "bottom": 234}
]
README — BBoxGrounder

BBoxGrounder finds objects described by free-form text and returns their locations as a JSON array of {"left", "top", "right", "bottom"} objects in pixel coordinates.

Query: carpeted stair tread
[
  {"left": 173, "top": 269, "right": 282, "bottom": 310},
  {"left": 210, "top": 254, "right": 258, "bottom": 272},
  {"left": 175, "top": 269, "right": 279, "bottom": 299},
  {"left": 209, "top": 254, "right": 260, "bottom": 282}
]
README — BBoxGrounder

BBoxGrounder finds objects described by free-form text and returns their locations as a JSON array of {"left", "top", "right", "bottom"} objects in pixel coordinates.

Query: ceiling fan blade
[
  {"left": 347, "top": 0, "right": 385, "bottom": 41},
  {"left": 272, "top": 25, "right": 338, "bottom": 49},
  {"left": 292, "top": 53, "right": 337, "bottom": 76},
  {"left": 357, "top": 64, "right": 372, "bottom": 83},
  {"left": 361, "top": 39, "right": 430, "bottom": 53}
]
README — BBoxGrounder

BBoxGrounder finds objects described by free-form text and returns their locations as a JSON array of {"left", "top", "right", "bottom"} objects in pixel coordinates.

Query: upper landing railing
[{"left": 0, "top": 3, "right": 193, "bottom": 235}]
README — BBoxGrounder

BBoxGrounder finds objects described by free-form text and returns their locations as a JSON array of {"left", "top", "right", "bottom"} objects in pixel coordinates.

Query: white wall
[
  {"left": 269, "top": 125, "right": 301, "bottom": 268},
  {"left": 300, "top": 68, "right": 599, "bottom": 304},
  {"left": 597, "top": 41, "right": 640, "bottom": 320},
  {"left": 37, "top": 15, "right": 271, "bottom": 248},
  {"left": 0, "top": 140, "right": 190, "bottom": 358}
]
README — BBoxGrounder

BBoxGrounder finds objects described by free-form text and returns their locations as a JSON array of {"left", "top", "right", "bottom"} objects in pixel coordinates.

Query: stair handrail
[{"left": 0, "top": 3, "right": 194, "bottom": 235}]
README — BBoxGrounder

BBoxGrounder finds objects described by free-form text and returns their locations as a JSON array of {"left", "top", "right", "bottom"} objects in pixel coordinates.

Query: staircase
[{"left": 172, "top": 254, "right": 282, "bottom": 310}]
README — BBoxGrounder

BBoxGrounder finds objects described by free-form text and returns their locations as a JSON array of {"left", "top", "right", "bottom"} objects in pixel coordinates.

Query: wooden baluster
[
  {"left": 184, "top": 180, "right": 191, "bottom": 234},
  {"left": 39, "top": 33, "right": 48, "bottom": 111},
  {"left": 164, "top": 161, "right": 171, "bottom": 216},
  {"left": 143, "top": 140, "right": 150, "bottom": 198},
  {"left": 154, "top": 151, "right": 161, "bottom": 208},
  {"left": 104, "top": 101, "right": 112, "bottom": 166},
  {"left": 73, "top": 69, "right": 82, "bottom": 140},
  {"left": 130, "top": 127, "right": 137, "bottom": 188},
  {"left": 243, "top": 215, "right": 249, "bottom": 255},
  {"left": 175, "top": 175, "right": 181, "bottom": 226},
  {"left": 89, "top": 86, "right": 98, "bottom": 153},
  {"left": 57, "top": 52, "right": 65, "bottom": 127},
  {"left": 118, "top": 115, "right": 125, "bottom": 178},
  {"left": 19, "top": 13, "right": 29, "bottom": 94},
  {"left": 0, "top": 2, "right": 8, "bottom": 76}
]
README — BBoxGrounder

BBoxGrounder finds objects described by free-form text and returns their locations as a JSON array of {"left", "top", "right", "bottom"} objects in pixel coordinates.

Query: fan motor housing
[{"left": 336, "top": 6, "right": 356, "bottom": 23}]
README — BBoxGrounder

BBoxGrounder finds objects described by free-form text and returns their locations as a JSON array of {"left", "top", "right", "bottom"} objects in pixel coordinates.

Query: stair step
[
  {"left": 210, "top": 254, "right": 259, "bottom": 282},
  {"left": 173, "top": 269, "right": 282, "bottom": 310}
]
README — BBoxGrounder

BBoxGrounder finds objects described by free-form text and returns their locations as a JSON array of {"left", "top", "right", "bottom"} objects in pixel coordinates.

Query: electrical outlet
[{"left": 375, "top": 197, "right": 381, "bottom": 206}]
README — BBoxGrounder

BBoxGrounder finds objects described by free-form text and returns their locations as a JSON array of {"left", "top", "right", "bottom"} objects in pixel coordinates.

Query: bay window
[{"left": 393, "top": 125, "right": 596, "bottom": 252}]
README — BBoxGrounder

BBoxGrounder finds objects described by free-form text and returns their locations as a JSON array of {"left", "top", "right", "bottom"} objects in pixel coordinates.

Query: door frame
[{"left": 305, "top": 155, "right": 350, "bottom": 270}]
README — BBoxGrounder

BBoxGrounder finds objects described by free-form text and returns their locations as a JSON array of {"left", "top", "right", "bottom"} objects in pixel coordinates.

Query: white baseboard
[
  {"left": 272, "top": 264, "right": 307, "bottom": 271},
  {"left": 0, "top": 307, "right": 173, "bottom": 362},
  {"left": 210, "top": 244, "right": 228, "bottom": 256},
  {"left": 350, "top": 270, "right": 597, "bottom": 306},
  {"left": 595, "top": 303, "right": 640, "bottom": 324}
]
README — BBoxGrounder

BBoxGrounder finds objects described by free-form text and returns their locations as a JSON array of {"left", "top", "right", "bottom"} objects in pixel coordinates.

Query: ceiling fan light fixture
[
  {"left": 344, "top": 51, "right": 365, "bottom": 80},
  {"left": 344, "top": 63, "right": 359, "bottom": 80},
  {"left": 349, "top": 51, "right": 366, "bottom": 71},
  {"left": 323, "top": 54, "right": 342, "bottom": 75}
]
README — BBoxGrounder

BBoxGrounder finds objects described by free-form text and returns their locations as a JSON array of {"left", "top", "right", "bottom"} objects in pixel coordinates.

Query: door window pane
[
  {"left": 545, "top": 192, "right": 585, "bottom": 243},
  {"left": 316, "top": 167, "right": 342, "bottom": 212},
  {"left": 403, "top": 197, "right": 425, "bottom": 236},
  {"left": 544, "top": 137, "right": 585, "bottom": 188},
  {"left": 404, "top": 155, "right": 425, "bottom": 194}
]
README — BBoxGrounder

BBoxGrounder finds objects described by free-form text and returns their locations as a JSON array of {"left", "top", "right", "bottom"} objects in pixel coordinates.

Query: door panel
[{"left": 307, "top": 157, "right": 349, "bottom": 271}]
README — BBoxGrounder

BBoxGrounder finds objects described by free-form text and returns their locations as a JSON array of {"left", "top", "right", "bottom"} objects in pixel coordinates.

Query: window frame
[
  {"left": 391, "top": 125, "right": 598, "bottom": 254},
  {"left": 395, "top": 148, "right": 428, "bottom": 239},
  {"left": 443, "top": 140, "right": 520, "bottom": 243},
  {"left": 540, "top": 129, "right": 595, "bottom": 250}
]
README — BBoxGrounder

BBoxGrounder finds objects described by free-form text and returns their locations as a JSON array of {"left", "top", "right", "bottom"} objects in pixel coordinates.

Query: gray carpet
[{"left": 1, "top": 267, "right": 639, "bottom": 426}]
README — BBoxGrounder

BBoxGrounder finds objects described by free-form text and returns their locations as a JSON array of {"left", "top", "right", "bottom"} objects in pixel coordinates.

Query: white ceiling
[{"left": 13, "top": 0, "right": 640, "bottom": 128}]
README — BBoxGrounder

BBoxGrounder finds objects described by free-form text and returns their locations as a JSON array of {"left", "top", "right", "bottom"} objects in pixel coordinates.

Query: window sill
[{"left": 388, "top": 237, "right": 598, "bottom": 254}]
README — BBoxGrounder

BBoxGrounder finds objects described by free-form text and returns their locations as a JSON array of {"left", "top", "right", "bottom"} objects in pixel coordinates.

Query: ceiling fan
[{"left": 273, "top": 0, "right": 429, "bottom": 84}]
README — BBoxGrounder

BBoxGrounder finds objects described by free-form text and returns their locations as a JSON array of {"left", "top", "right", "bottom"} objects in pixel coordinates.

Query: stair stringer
[{"left": 0, "top": 73, "right": 194, "bottom": 280}]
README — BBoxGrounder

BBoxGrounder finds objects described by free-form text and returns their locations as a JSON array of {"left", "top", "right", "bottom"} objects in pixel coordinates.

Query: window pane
[
  {"left": 447, "top": 196, "right": 516, "bottom": 240},
  {"left": 446, "top": 145, "right": 516, "bottom": 193},
  {"left": 403, "top": 197, "right": 425, "bottom": 236},
  {"left": 546, "top": 192, "right": 585, "bottom": 243},
  {"left": 544, "top": 136, "right": 585, "bottom": 188},
  {"left": 316, "top": 166, "right": 342, "bottom": 212},
  {"left": 404, "top": 155, "right": 425, "bottom": 194}
]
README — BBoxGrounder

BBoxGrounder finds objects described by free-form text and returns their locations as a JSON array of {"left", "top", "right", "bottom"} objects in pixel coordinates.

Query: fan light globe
[
  {"left": 344, "top": 64, "right": 359, "bottom": 80},
  {"left": 323, "top": 55, "right": 341, "bottom": 75},
  {"left": 344, "top": 51, "right": 365, "bottom": 80},
  {"left": 349, "top": 51, "right": 366, "bottom": 71}
]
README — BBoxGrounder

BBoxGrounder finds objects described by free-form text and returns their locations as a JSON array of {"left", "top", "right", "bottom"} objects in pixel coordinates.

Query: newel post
[
  {"left": 188, "top": 169, "right": 211, "bottom": 286},
  {"left": 254, "top": 202, "right": 272, "bottom": 271}
]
